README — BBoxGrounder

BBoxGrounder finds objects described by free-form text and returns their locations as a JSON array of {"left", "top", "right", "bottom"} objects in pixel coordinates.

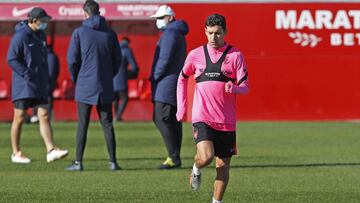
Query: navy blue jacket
[
  {"left": 113, "top": 42, "right": 138, "bottom": 92},
  {"left": 47, "top": 47, "right": 59, "bottom": 95},
  {"left": 67, "top": 15, "right": 121, "bottom": 105},
  {"left": 7, "top": 21, "right": 49, "bottom": 102},
  {"left": 150, "top": 20, "right": 188, "bottom": 106}
]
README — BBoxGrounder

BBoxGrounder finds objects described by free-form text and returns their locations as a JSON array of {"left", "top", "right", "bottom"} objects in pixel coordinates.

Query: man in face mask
[
  {"left": 7, "top": 7, "right": 68, "bottom": 164},
  {"left": 150, "top": 5, "right": 189, "bottom": 169}
]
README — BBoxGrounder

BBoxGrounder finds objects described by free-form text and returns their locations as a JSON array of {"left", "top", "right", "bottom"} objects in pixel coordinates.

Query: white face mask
[
  {"left": 156, "top": 19, "right": 167, "bottom": 30},
  {"left": 38, "top": 22, "right": 48, "bottom": 31}
]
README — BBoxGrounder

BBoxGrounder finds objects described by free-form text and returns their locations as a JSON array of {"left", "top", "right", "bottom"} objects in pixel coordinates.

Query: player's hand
[
  {"left": 176, "top": 111, "right": 186, "bottom": 122},
  {"left": 225, "top": 81, "right": 234, "bottom": 93}
]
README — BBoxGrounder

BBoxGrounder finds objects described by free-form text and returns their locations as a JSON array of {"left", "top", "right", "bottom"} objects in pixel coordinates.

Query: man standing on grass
[
  {"left": 66, "top": 0, "right": 122, "bottom": 171},
  {"left": 7, "top": 7, "right": 68, "bottom": 164},
  {"left": 176, "top": 14, "right": 249, "bottom": 203},
  {"left": 150, "top": 5, "right": 188, "bottom": 169}
]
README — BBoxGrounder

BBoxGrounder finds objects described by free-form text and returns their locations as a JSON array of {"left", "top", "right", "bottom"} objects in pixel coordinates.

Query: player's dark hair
[
  {"left": 83, "top": 0, "right": 100, "bottom": 16},
  {"left": 205, "top": 13, "right": 226, "bottom": 31}
]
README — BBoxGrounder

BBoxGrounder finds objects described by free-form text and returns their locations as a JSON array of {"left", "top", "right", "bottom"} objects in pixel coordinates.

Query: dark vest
[{"left": 195, "top": 45, "right": 235, "bottom": 84}]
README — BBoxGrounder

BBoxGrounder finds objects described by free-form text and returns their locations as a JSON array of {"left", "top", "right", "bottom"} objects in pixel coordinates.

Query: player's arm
[
  {"left": 176, "top": 52, "right": 195, "bottom": 122},
  {"left": 67, "top": 30, "right": 81, "bottom": 83},
  {"left": 225, "top": 53, "right": 249, "bottom": 94},
  {"left": 153, "top": 30, "right": 177, "bottom": 82},
  {"left": 126, "top": 48, "right": 138, "bottom": 74},
  {"left": 112, "top": 32, "right": 122, "bottom": 77},
  {"left": 7, "top": 34, "right": 32, "bottom": 80}
]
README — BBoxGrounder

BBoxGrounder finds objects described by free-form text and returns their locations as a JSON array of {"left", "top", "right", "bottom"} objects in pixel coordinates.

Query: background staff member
[
  {"left": 66, "top": 0, "right": 122, "bottom": 171},
  {"left": 150, "top": 5, "right": 189, "bottom": 169},
  {"left": 7, "top": 7, "right": 68, "bottom": 164}
]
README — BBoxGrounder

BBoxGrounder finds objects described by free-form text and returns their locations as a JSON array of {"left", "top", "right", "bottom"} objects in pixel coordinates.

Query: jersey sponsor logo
[
  {"left": 12, "top": 6, "right": 36, "bottom": 17},
  {"left": 276, "top": 10, "right": 360, "bottom": 47},
  {"left": 222, "top": 70, "right": 232, "bottom": 77},
  {"left": 223, "top": 56, "right": 230, "bottom": 64},
  {"left": 204, "top": 72, "right": 220, "bottom": 78}
]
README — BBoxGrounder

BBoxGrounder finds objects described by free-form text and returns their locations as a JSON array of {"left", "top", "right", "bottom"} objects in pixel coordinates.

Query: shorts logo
[{"left": 193, "top": 129, "right": 198, "bottom": 139}]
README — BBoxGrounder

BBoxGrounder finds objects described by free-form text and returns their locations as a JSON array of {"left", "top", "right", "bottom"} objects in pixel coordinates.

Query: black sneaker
[
  {"left": 109, "top": 162, "right": 121, "bottom": 171},
  {"left": 158, "top": 157, "right": 181, "bottom": 169},
  {"left": 66, "top": 161, "right": 83, "bottom": 171}
]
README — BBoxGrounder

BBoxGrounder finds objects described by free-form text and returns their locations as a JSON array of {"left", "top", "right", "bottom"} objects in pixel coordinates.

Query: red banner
[
  {"left": 0, "top": 3, "right": 160, "bottom": 20},
  {"left": 1, "top": 2, "right": 360, "bottom": 121}
]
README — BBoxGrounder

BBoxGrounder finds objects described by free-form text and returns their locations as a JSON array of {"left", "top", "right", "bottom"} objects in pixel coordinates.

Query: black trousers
[
  {"left": 76, "top": 102, "right": 117, "bottom": 163},
  {"left": 114, "top": 90, "right": 129, "bottom": 121},
  {"left": 153, "top": 101, "right": 182, "bottom": 165}
]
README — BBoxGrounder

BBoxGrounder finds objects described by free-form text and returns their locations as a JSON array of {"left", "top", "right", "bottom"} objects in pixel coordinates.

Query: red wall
[
  {"left": 171, "top": 3, "right": 360, "bottom": 120},
  {"left": 1, "top": 2, "right": 360, "bottom": 121}
]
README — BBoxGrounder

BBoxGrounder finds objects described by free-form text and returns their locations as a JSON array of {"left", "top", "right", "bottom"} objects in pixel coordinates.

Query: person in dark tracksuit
[
  {"left": 150, "top": 5, "right": 189, "bottom": 169},
  {"left": 66, "top": 0, "right": 122, "bottom": 171},
  {"left": 7, "top": 7, "right": 68, "bottom": 164},
  {"left": 113, "top": 37, "right": 139, "bottom": 121}
]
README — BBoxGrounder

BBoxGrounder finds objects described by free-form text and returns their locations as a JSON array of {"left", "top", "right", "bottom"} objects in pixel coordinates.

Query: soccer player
[
  {"left": 7, "top": 7, "right": 68, "bottom": 163},
  {"left": 176, "top": 14, "right": 249, "bottom": 203}
]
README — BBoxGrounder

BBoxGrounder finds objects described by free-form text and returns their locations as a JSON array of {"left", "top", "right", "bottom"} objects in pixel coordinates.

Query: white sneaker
[
  {"left": 30, "top": 116, "right": 39, "bottom": 123},
  {"left": 47, "top": 148, "right": 69, "bottom": 163},
  {"left": 11, "top": 151, "right": 31, "bottom": 164},
  {"left": 190, "top": 170, "right": 201, "bottom": 191}
]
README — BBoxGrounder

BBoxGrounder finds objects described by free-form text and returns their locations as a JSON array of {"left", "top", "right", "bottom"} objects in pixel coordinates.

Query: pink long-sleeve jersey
[{"left": 176, "top": 43, "right": 249, "bottom": 131}]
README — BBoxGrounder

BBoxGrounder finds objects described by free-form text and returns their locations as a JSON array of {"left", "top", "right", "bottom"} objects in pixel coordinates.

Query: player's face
[{"left": 205, "top": 25, "right": 226, "bottom": 48}]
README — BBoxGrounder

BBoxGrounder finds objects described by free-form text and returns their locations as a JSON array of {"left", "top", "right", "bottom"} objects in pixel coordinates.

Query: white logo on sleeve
[{"left": 12, "top": 6, "right": 36, "bottom": 17}]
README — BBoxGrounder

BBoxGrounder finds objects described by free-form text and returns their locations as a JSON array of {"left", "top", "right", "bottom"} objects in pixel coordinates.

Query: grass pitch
[{"left": 0, "top": 121, "right": 359, "bottom": 202}]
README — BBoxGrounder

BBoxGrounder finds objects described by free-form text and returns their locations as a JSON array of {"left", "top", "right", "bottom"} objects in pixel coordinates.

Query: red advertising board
[
  {"left": 0, "top": 2, "right": 359, "bottom": 121},
  {"left": 0, "top": 3, "right": 160, "bottom": 20},
  {"left": 173, "top": 3, "right": 360, "bottom": 120}
]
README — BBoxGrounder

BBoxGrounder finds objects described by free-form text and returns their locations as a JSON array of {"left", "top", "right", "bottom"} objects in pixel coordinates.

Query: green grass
[{"left": 0, "top": 121, "right": 359, "bottom": 202}]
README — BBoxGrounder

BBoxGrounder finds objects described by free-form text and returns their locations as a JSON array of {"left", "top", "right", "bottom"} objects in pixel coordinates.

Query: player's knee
[
  {"left": 216, "top": 163, "right": 230, "bottom": 172},
  {"left": 37, "top": 110, "right": 49, "bottom": 120},
  {"left": 198, "top": 153, "right": 213, "bottom": 166},
  {"left": 216, "top": 163, "right": 230, "bottom": 180},
  {"left": 13, "top": 113, "right": 26, "bottom": 124},
  {"left": 216, "top": 160, "right": 230, "bottom": 172}
]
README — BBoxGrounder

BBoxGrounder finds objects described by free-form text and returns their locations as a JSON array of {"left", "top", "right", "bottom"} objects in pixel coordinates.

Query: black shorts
[
  {"left": 13, "top": 98, "right": 48, "bottom": 110},
  {"left": 192, "top": 122, "right": 237, "bottom": 158}
]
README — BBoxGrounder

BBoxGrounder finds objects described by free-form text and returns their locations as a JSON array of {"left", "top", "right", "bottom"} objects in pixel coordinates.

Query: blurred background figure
[
  {"left": 30, "top": 45, "right": 59, "bottom": 123},
  {"left": 113, "top": 36, "right": 139, "bottom": 121}
]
